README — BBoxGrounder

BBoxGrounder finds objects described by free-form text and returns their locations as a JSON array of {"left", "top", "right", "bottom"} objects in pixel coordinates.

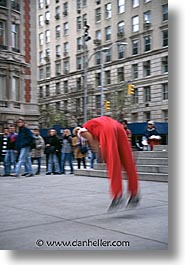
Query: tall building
[
  {"left": 37, "top": 0, "right": 168, "bottom": 127},
  {"left": 0, "top": 0, "right": 39, "bottom": 130}
]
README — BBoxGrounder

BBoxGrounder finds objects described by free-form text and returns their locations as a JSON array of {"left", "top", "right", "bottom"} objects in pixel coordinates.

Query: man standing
[
  {"left": 78, "top": 116, "right": 140, "bottom": 212},
  {"left": 0, "top": 128, "right": 9, "bottom": 176},
  {"left": 12, "top": 118, "right": 34, "bottom": 177},
  {"left": 4, "top": 124, "right": 18, "bottom": 176},
  {"left": 30, "top": 128, "right": 45, "bottom": 175}
]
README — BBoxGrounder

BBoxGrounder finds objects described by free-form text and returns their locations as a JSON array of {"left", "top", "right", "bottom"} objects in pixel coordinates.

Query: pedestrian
[
  {"left": 12, "top": 118, "right": 35, "bottom": 177},
  {"left": 60, "top": 129, "right": 74, "bottom": 174},
  {"left": 145, "top": 121, "right": 161, "bottom": 151},
  {"left": 0, "top": 128, "right": 9, "bottom": 176},
  {"left": 4, "top": 124, "right": 18, "bottom": 176},
  {"left": 90, "top": 151, "right": 96, "bottom": 169},
  {"left": 45, "top": 129, "right": 60, "bottom": 175},
  {"left": 122, "top": 120, "right": 132, "bottom": 143},
  {"left": 72, "top": 127, "right": 87, "bottom": 170},
  {"left": 30, "top": 128, "right": 45, "bottom": 175},
  {"left": 78, "top": 116, "right": 140, "bottom": 212}
]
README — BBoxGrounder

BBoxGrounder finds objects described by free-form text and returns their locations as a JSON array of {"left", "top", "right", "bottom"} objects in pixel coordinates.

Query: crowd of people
[
  {"left": 0, "top": 116, "right": 161, "bottom": 210},
  {"left": 0, "top": 117, "right": 95, "bottom": 177}
]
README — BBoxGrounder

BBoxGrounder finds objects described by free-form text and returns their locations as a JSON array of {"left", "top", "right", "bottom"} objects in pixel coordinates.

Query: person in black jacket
[
  {"left": 12, "top": 118, "right": 35, "bottom": 177},
  {"left": 45, "top": 129, "right": 60, "bottom": 175}
]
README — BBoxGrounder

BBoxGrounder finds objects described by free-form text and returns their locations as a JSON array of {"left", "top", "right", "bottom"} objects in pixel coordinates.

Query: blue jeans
[
  {"left": 47, "top": 153, "right": 60, "bottom": 173},
  {"left": 31, "top": 157, "right": 41, "bottom": 174},
  {"left": 61, "top": 153, "right": 73, "bottom": 174},
  {"left": 15, "top": 147, "right": 33, "bottom": 175},
  {"left": 90, "top": 152, "right": 96, "bottom": 169},
  {"left": 4, "top": 150, "right": 17, "bottom": 175}
]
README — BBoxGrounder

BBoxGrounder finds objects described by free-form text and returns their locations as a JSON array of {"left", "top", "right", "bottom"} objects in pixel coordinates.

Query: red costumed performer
[{"left": 78, "top": 116, "right": 140, "bottom": 211}]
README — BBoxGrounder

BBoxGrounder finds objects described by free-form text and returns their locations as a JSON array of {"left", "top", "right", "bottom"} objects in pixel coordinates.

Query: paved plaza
[{"left": 0, "top": 172, "right": 168, "bottom": 250}]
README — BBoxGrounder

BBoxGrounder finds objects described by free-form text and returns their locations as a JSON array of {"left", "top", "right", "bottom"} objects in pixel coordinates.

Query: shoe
[
  {"left": 35, "top": 171, "right": 40, "bottom": 175},
  {"left": 53, "top": 172, "right": 60, "bottom": 175},
  {"left": 126, "top": 194, "right": 140, "bottom": 208},
  {"left": 22, "top": 173, "right": 29, "bottom": 176},
  {"left": 70, "top": 172, "right": 74, "bottom": 174},
  {"left": 46, "top": 172, "right": 51, "bottom": 175},
  {"left": 26, "top": 173, "right": 35, "bottom": 177},
  {"left": 108, "top": 196, "right": 124, "bottom": 213},
  {"left": 10, "top": 174, "right": 19, "bottom": 177}
]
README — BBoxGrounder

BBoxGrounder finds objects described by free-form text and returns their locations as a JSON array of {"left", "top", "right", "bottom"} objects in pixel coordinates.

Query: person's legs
[
  {"left": 68, "top": 153, "right": 74, "bottom": 173},
  {"left": 61, "top": 153, "right": 66, "bottom": 173},
  {"left": 53, "top": 154, "right": 60, "bottom": 173},
  {"left": 15, "top": 147, "right": 30, "bottom": 175},
  {"left": 4, "top": 150, "right": 10, "bottom": 175},
  {"left": 117, "top": 125, "right": 138, "bottom": 196},
  {"left": 77, "top": 158, "right": 81, "bottom": 169}
]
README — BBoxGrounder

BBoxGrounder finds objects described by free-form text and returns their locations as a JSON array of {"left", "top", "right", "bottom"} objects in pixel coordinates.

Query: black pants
[{"left": 77, "top": 157, "right": 86, "bottom": 169}]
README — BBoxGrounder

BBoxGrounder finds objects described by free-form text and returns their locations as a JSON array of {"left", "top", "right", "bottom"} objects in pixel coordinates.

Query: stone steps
[{"left": 74, "top": 147, "right": 168, "bottom": 182}]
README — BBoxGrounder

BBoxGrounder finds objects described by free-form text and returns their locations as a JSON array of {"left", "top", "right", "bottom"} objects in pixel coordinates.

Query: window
[
  {"left": 132, "top": 63, "right": 139, "bottom": 79},
  {"left": 118, "top": 44, "right": 125, "bottom": 59},
  {"left": 11, "top": 23, "right": 19, "bottom": 50},
  {"left": 55, "top": 26, "right": 60, "bottom": 38},
  {"left": 76, "top": 77, "right": 82, "bottom": 90},
  {"left": 76, "top": 56, "right": 82, "bottom": 70},
  {"left": 76, "top": 0, "right": 81, "bottom": 10},
  {"left": 132, "top": 88, "right": 139, "bottom": 104},
  {"left": 39, "top": 33, "right": 44, "bottom": 46},
  {"left": 144, "top": 35, "right": 151, "bottom": 52},
  {"left": 132, "top": 39, "right": 139, "bottom": 55},
  {"left": 105, "top": 49, "right": 111, "bottom": 62},
  {"left": 105, "top": 3, "right": 112, "bottom": 19},
  {"left": 0, "top": 21, "right": 6, "bottom": 46},
  {"left": 82, "top": 14, "right": 87, "bottom": 27},
  {"left": 162, "top": 30, "right": 168, "bottom": 47},
  {"left": 45, "top": 47, "right": 50, "bottom": 59},
  {"left": 95, "top": 7, "right": 101, "bottom": 22},
  {"left": 0, "top": 76, "right": 6, "bottom": 100},
  {"left": 132, "top": 0, "right": 139, "bottom": 8},
  {"left": 39, "top": 0, "right": 44, "bottom": 9},
  {"left": 96, "top": 95, "right": 101, "bottom": 109},
  {"left": 77, "top": 37, "right": 82, "bottom": 51},
  {"left": 39, "top": 51, "right": 44, "bottom": 64},
  {"left": 132, "top": 16, "right": 139, "bottom": 32},
  {"left": 105, "top": 26, "right": 111, "bottom": 41},
  {"left": 64, "top": 42, "right": 69, "bottom": 54},
  {"left": 45, "top": 30, "right": 50, "bottom": 43},
  {"left": 56, "top": 82, "right": 61, "bottom": 94},
  {"left": 63, "top": 59, "right": 69, "bottom": 74},
  {"left": 39, "top": 68, "right": 44, "bottom": 80},
  {"left": 117, "top": 67, "right": 124, "bottom": 82},
  {"left": 46, "top": 85, "right": 50, "bottom": 97},
  {"left": 56, "top": 45, "right": 61, "bottom": 57},
  {"left": 45, "top": 11, "right": 50, "bottom": 22},
  {"left": 64, "top": 22, "right": 69, "bottom": 35},
  {"left": 162, "top": 4, "right": 168, "bottom": 21},
  {"left": 45, "top": 0, "right": 50, "bottom": 6},
  {"left": 162, "top": 56, "right": 168, "bottom": 73},
  {"left": 11, "top": 0, "right": 20, "bottom": 11},
  {"left": 117, "top": 0, "right": 125, "bottom": 14},
  {"left": 46, "top": 65, "right": 50, "bottom": 78},
  {"left": 56, "top": 102, "right": 60, "bottom": 111},
  {"left": 12, "top": 77, "right": 20, "bottom": 102},
  {"left": 162, "top": 83, "right": 168, "bottom": 100},
  {"left": 144, "top": 86, "right": 151, "bottom": 102},
  {"left": 95, "top": 30, "right": 101, "bottom": 40},
  {"left": 55, "top": 62, "right": 61, "bottom": 75},
  {"left": 95, "top": 72, "right": 101, "bottom": 87},
  {"left": 117, "top": 21, "right": 125, "bottom": 34},
  {"left": 64, "top": 80, "right": 68, "bottom": 93},
  {"left": 39, "top": 15, "right": 44, "bottom": 27},
  {"left": 105, "top": 70, "right": 111, "bottom": 85},
  {"left": 39, "top": 86, "right": 44, "bottom": 98},
  {"left": 144, "top": 10, "right": 151, "bottom": 23},
  {"left": 143, "top": 60, "right": 151, "bottom": 76},
  {"left": 95, "top": 51, "right": 101, "bottom": 65},
  {"left": 77, "top": 16, "right": 81, "bottom": 31},
  {"left": 63, "top": 2, "right": 68, "bottom": 15},
  {"left": 144, "top": 111, "right": 151, "bottom": 122}
]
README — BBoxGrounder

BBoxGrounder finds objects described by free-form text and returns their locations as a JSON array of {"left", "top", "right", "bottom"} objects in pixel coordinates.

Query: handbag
[{"left": 80, "top": 145, "right": 88, "bottom": 154}]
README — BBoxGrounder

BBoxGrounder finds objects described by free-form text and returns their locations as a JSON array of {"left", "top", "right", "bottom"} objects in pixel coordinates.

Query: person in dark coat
[{"left": 45, "top": 129, "right": 60, "bottom": 175}]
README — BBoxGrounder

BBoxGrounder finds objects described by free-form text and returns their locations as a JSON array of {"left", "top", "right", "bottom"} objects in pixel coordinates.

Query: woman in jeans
[{"left": 61, "top": 129, "right": 74, "bottom": 174}]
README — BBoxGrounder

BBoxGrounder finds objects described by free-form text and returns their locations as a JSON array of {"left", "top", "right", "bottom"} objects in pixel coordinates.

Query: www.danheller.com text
[{"left": 35, "top": 238, "right": 130, "bottom": 248}]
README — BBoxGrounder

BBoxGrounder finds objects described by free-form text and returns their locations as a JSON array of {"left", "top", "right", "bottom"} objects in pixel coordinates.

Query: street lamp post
[{"left": 83, "top": 42, "right": 127, "bottom": 123}]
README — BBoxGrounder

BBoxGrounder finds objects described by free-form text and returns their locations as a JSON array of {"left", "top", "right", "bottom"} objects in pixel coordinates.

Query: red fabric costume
[{"left": 83, "top": 116, "right": 138, "bottom": 198}]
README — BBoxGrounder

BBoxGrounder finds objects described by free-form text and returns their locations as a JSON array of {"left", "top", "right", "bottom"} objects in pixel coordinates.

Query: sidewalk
[{"left": 0, "top": 173, "right": 168, "bottom": 250}]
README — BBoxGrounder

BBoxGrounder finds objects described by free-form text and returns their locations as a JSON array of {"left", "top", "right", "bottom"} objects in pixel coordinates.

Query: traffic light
[
  {"left": 128, "top": 84, "right": 135, "bottom": 95},
  {"left": 105, "top": 100, "right": 111, "bottom": 110},
  {"left": 84, "top": 24, "right": 91, "bottom": 42}
]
